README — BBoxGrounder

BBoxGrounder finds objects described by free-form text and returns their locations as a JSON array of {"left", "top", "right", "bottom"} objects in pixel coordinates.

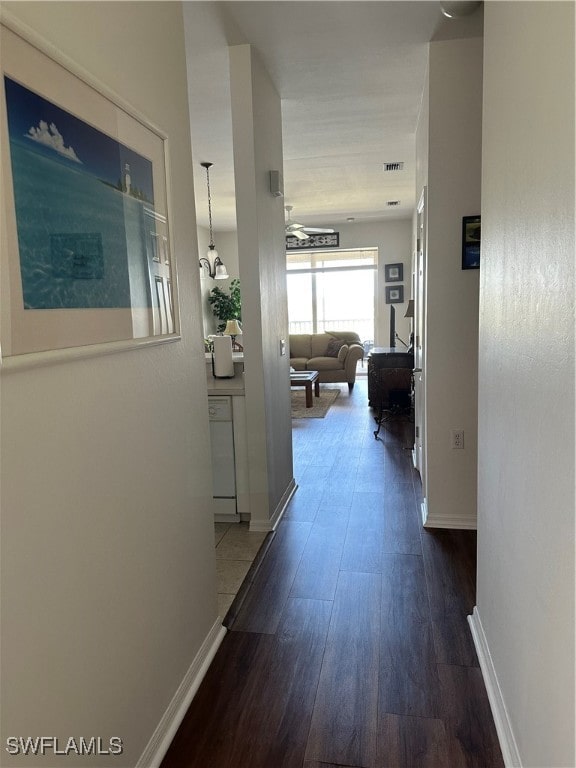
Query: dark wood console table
[{"left": 368, "top": 347, "right": 414, "bottom": 437}]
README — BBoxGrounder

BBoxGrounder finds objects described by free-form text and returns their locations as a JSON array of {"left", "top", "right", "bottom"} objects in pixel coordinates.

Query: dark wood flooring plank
[
  {"left": 305, "top": 570, "right": 381, "bottom": 768},
  {"left": 229, "top": 598, "right": 333, "bottom": 768},
  {"left": 383, "top": 445, "right": 418, "bottom": 483},
  {"left": 283, "top": 487, "right": 323, "bottom": 522},
  {"left": 379, "top": 554, "right": 441, "bottom": 719},
  {"left": 375, "top": 417, "right": 415, "bottom": 449},
  {"left": 320, "top": 485, "right": 356, "bottom": 509},
  {"left": 314, "top": 503, "right": 351, "bottom": 527},
  {"left": 438, "top": 664, "right": 504, "bottom": 768},
  {"left": 354, "top": 467, "right": 389, "bottom": 493},
  {"left": 304, "top": 762, "right": 363, "bottom": 768},
  {"left": 382, "top": 483, "right": 422, "bottom": 556},
  {"left": 160, "top": 631, "right": 264, "bottom": 768},
  {"left": 340, "top": 492, "right": 385, "bottom": 573},
  {"left": 421, "top": 529, "right": 479, "bottom": 666},
  {"left": 290, "top": 508, "right": 349, "bottom": 601},
  {"left": 377, "top": 714, "right": 451, "bottom": 768},
  {"left": 232, "top": 520, "right": 312, "bottom": 634},
  {"left": 297, "top": 463, "right": 336, "bottom": 487}
]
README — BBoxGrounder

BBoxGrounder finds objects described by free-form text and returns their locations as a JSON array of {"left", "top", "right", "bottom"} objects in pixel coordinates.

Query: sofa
[{"left": 289, "top": 331, "right": 364, "bottom": 390}]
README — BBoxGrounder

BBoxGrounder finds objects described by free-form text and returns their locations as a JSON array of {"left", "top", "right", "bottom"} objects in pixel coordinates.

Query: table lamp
[{"left": 224, "top": 319, "right": 242, "bottom": 350}]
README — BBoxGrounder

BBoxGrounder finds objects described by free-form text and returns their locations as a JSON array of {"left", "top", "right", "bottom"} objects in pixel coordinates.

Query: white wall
[
  {"left": 229, "top": 44, "right": 294, "bottom": 530},
  {"left": 415, "top": 58, "right": 429, "bottom": 206},
  {"left": 476, "top": 3, "right": 575, "bottom": 766},
  {"left": 306, "top": 219, "right": 413, "bottom": 346},
  {"left": 0, "top": 3, "right": 218, "bottom": 765},
  {"left": 417, "top": 35, "right": 483, "bottom": 528},
  {"left": 198, "top": 227, "right": 240, "bottom": 337}
]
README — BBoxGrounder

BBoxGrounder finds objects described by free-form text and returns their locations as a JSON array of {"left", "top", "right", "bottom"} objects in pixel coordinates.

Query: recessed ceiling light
[{"left": 346, "top": 217, "right": 355, "bottom": 222}]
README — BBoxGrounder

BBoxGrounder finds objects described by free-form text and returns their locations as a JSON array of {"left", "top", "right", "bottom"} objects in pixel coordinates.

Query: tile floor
[{"left": 214, "top": 521, "right": 268, "bottom": 619}]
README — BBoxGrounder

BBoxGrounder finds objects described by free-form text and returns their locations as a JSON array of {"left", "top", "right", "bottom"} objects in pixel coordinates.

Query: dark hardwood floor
[{"left": 162, "top": 379, "right": 503, "bottom": 768}]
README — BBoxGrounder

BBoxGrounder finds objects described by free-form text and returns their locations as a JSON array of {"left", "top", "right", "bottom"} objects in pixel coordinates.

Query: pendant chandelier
[{"left": 198, "top": 162, "right": 229, "bottom": 280}]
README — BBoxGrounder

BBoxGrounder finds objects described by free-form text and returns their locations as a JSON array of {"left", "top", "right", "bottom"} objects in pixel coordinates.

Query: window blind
[{"left": 287, "top": 248, "right": 378, "bottom": 271}]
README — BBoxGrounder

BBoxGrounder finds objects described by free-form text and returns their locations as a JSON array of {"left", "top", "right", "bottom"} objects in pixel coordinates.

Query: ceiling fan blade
[
  {"left": 286, "top": 222, "right": 306, "bottom": 233},
  {"left": 303, "top": 227, "right": 335, "bottom": 234},
  {"left": 292, "top": 230, "right": 309, "bottom": 240}
]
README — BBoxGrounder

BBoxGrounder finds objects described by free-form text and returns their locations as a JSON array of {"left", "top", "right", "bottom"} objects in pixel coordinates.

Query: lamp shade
[
  {"left": 404, "top": 299, "right": 414, "bottom": 319},
  {"left": 214, "top": 262, "right": 229, "bottom": 279},
  {"left": 224, "top": 319, "right": 242, "bottom": 337}
]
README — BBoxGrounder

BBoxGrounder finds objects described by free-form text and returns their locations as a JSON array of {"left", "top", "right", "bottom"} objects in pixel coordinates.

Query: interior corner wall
[
  {"left": 229, "top": 44, "right": 293, "bottom": 530},
  {"left": 0, "top": 3, "right": 217, "bottom": 765},
  {"left": 415, "top": 57, "right": 429, "bottom": 202},
  {"left": 422, "top": 35, "right": 483, "bottom": 528},
  {"left": 477, "top": 3, "right": 575, "bottom": 766}
]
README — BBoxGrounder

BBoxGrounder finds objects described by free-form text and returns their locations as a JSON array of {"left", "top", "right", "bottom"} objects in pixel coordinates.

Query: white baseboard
[
  {"left": 136, "top": 619, "right": 227, "bottom": 768},
  {"left": 421, "top": 499, "right": 477, "bottom": 529},
  {"left": 468, "top": 607, "right": 522, "bottom": 768},
  {"left": 420, "top": 499, "right": 428, "bottom": 526},
  {"left": 249, "top": 478, "right": 297, "bottom": 532},
  {"left": 271, "top": 478, "right": 297, "bottom": 530}
]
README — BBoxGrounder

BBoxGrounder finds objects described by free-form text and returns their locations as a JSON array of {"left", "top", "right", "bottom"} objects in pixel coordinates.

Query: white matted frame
[{"left": 0, "top": 13, "right": 180, "bottom": 370}]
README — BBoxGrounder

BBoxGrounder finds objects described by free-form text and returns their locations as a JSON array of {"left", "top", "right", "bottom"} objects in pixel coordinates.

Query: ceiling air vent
[
  {"left": 387, "top": 200, "right": 401, "bottom": 207},
  {"left": 383, "top": 162, "right": 404, "bottom": 172}
]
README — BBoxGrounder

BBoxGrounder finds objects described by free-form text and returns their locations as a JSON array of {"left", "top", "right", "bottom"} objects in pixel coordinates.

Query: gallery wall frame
[
  {"left": 0, "top": 14, "right": 180, "bottom": 370},
  {"left": 385, "top": 262, "right": 403, "bottom": 282},
  {"left": 462, "top": 215, "right": 481, "bottom": 270},
  {"left": 385, "top": 285, "right": 404, "bottom": 304}
]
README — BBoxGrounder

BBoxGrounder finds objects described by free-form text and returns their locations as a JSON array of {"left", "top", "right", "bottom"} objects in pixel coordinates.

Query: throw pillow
[
  {"left": 337, "top": 344, "right": 349, "bottom": 363},
  {"left": 325, "top": 338, "right": 345, "bottom": 357}
]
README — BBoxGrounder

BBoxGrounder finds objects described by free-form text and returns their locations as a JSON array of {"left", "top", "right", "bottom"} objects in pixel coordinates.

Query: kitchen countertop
[{"left": 206, "top": 360, "right": 245, "bottom": 396}]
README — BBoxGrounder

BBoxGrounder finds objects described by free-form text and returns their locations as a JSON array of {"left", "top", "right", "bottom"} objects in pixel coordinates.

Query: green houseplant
[{"left": 208, "top": 278, "right": 242, "bottom": 333}]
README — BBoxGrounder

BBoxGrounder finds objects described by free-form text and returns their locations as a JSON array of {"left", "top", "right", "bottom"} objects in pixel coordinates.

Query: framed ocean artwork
[
  {"left": 0, "top": 15, "right": 180, "bottom": 366},
  {"left": 462, "top": 215, "right": 481, "bottom": 270}
]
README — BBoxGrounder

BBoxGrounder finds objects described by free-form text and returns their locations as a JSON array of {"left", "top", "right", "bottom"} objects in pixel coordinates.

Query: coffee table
[{"left": 290, "top": 370, "right": 320, "bottom": 408}]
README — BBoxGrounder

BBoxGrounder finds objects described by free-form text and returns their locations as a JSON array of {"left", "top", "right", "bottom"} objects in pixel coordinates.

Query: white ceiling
[{"left": 183, "top": 1, "right": 483, "bottom": 231}]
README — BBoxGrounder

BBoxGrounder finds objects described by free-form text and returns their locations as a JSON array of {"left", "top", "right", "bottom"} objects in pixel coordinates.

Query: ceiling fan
[{"left": 285, "top": 205, "right": 335, "bottom": 240}]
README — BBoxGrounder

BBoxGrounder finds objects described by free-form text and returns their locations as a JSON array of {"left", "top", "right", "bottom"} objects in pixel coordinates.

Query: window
[{"left": 287, "top": 248, "right": 377, "bottom": 342}]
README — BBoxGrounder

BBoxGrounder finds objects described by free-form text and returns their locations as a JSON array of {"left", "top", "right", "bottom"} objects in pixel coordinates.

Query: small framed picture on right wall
[
  {"left": 385, "top": 285, "right": 404, "bottom": 304},
  {"left": 385, "top": 262, "right": 403, "bottom": 282},
  {"left": 462, "top": 215, "right": 481, "bottom": 269}
]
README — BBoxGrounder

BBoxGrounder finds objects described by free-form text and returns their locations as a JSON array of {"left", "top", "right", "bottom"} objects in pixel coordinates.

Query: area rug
[{"left": 291, "top": 388, "right": 340, "bottom": 419}]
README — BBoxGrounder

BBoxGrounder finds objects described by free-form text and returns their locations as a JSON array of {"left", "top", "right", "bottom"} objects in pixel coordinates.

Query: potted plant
[{"left": 208, "top": 278, "right": 242, "bottom": 333}]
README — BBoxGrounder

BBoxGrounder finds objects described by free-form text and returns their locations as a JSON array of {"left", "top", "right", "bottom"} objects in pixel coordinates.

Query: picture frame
[
  {"left": 385, "top": 262, "right": 403, "bottom": 282},
  {"left": 385, "top": 285, "right": 404, "bottom": 304},
  {"left": 0, "top": 18, "right": 180, "bottom": 367},
  {"left": 286, "top": 232, "right": 340, "bottom": 250},
  {"left": 462, "top": 215, "right": 481, "bottom": 270}
]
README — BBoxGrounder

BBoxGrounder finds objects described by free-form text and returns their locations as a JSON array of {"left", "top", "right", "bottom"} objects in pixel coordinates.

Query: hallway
[{"left": 162, "top": 380, "right": 503, "bottom": 767}]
